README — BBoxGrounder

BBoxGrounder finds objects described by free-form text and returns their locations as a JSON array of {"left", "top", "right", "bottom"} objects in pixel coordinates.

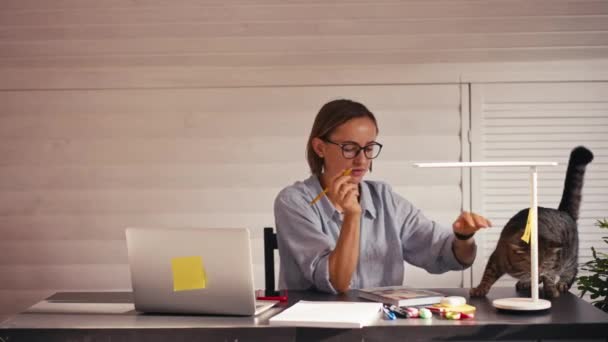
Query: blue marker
[{"left": 382, "top": 305, "right": 396, "bottom": 320}]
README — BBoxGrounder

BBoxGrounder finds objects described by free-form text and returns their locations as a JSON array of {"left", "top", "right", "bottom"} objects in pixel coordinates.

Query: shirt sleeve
[
  {"left": 390, "top": 189, "right": 473, "bottom": 273},
  {"left": 274, "top": 188, "right": 338, "bottom": 294}
]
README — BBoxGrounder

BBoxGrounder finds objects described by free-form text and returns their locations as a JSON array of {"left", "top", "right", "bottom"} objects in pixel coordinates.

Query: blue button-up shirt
[{"left": 274, "top": 175, "right": 471, "bottom": 294}]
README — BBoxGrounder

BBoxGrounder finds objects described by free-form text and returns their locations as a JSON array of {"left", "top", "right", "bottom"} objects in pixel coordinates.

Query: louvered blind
[{"left": 470, "top": 82, "right": 608, "bottom": 289}]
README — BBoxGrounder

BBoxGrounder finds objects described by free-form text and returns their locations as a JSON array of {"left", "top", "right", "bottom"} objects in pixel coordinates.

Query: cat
[{"left": 470, "top": 146, "right": 594, "bottom": 298}]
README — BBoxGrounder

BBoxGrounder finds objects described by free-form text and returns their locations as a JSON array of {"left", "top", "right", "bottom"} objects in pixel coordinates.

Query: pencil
[{"left": 309, "top": 169, "right": 352, "bottom": 205}]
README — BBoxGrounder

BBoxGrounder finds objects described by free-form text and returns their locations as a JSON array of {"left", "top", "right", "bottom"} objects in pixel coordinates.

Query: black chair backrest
[{"left": 263, "top": 227, "right": 280, "bottom": 296}]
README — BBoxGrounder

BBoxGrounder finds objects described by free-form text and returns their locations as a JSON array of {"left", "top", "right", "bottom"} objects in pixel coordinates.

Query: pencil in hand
[{"left": 309, "top": 169, "right": 352, "bottom": 205}]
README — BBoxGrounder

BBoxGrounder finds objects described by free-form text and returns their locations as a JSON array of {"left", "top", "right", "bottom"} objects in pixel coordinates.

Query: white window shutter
[{"left": 470, "top": 82, "right": 608, "bottom": 289}]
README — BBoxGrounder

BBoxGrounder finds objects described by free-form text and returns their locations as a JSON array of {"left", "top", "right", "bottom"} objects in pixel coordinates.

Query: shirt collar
[{"left": 359, "top": 180, "right": 377, "bottom": 219}]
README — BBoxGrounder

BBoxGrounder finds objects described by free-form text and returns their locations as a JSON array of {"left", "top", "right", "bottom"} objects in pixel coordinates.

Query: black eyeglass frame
[{"left": 323, "top": 139, "right": 383, "bottom": 159}]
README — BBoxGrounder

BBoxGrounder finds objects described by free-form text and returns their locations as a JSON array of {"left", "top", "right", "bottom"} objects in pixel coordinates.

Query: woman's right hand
[{"left": 326, "top": 169, "right": 361, "bottom": 215}]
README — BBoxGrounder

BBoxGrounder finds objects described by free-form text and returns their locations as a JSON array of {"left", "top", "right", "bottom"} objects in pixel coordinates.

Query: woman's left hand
[{"left": 452, "top": 211, "right": 492, "bottom": 236}]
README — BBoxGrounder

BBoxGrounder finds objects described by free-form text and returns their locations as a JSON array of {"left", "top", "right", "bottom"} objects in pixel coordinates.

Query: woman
[{"left": 274, "top": 99, "right": 490, "bottom": 294}]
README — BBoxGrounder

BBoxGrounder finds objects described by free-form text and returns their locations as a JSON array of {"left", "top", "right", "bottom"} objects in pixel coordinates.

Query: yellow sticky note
[
  {"left": 521, "top": 208, "right": 534, "bottom": 244},
  {"left": 171, "top": 256, "right": 207, "bottom": 292}
]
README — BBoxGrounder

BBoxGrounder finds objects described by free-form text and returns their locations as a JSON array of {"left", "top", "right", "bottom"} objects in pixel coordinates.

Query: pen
[
  {"left": 309, "top": 169, "right": 352, "bottom": 205},
  {"left": 382, "top": 305, "right": 396, "bottom": 320}
]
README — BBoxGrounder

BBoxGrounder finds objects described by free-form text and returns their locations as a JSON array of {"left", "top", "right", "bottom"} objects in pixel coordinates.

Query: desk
[{"left": 1, "top": 288, "right": 607, "bottom": 341}]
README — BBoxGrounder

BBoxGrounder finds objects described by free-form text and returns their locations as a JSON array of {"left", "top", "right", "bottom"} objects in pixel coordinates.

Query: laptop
[{"left": 125, "top": 227, "right": 277, "bottom": 316}]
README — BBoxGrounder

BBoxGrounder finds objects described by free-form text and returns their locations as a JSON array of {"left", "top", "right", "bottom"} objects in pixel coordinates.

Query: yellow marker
[
  {"left": 171, "top": 256, "right": 207, "bottom": 292},
  {"left": 309, "top": 169, "right": 352, "bottom": 205},
  {"left": 521, "top": 207, "right": 534, "bottom": 244}
]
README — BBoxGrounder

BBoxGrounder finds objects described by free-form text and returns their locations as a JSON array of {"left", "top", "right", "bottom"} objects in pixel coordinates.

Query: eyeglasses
[{"left": 323, "top": 139, "right": 383, "bottom": 159}]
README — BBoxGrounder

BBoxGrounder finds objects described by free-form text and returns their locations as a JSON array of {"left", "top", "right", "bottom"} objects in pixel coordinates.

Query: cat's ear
[{"left": 509, "top": 243, "right": 529, "bottom": 255}]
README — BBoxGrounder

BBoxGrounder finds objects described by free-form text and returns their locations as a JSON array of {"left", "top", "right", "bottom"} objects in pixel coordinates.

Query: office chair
[{"left": 263, "top": 227, "right": 280, "bottom": 297}]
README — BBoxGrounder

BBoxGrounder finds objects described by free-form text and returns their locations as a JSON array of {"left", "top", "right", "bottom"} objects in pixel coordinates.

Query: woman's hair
[{"left": 306, "top": 99, "right": 379, "bottom": 177}]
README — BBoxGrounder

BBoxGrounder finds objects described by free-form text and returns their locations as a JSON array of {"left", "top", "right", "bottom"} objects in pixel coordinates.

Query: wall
[{"left": 1, "top": 0, "right": 608, "bottom": 319}]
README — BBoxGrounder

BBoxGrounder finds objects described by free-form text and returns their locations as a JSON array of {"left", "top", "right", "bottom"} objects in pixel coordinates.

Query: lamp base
[{"left": 492, "top": 297, "right": 551, "bottom": 311}]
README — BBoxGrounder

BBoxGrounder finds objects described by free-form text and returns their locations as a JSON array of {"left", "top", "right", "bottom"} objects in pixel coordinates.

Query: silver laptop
[{"left": 125, "top": 227, "right": 277, "bottom": 316}]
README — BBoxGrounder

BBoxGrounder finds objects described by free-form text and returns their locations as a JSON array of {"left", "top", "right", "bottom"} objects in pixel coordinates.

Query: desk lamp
[{"left": 414, "top": 161, "right": 557, "bottom": 311}]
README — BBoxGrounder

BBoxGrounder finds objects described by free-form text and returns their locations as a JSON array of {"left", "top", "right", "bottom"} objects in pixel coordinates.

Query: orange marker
[{"left": 309, "top": 169, "right": 352, "bottom": 205}]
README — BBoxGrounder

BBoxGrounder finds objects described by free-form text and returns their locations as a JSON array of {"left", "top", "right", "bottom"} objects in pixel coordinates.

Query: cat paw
[
  {"left": 470, "top": 286, "right": 489, "bottom": 297},
  {"left": 556, "top": 281, "right": 571, "bottom": 293},
  {"left": 543, "top": 288, "right": 560, "bottom": 299},
  {"left": 515, "top": 280, "right": 531, "bottom": 292}
]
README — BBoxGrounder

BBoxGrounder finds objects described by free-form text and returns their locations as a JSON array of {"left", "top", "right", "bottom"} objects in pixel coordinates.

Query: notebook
[
  {"left": 269, "top": 301, "right": 382, "bottom": 328},
  {"left": 357, "top": 286, "right": 444, "bottom": 307},
  {"left": 126, "top": 227, "right": 277, "bottom": 316}
]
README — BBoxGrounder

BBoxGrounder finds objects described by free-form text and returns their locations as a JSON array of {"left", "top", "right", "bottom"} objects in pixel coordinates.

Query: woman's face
[{"left": 313, "top": 117, "right": 379, "bottom": 184}]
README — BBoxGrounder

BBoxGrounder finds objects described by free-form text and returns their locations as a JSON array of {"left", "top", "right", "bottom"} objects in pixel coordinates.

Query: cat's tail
[{"left": 557, "top": 146, "right": 594, "bottom": 221}]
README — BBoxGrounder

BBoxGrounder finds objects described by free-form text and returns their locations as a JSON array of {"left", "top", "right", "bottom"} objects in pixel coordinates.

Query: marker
[
  {"left": 387, "top": 304, "right": 409, "bottom": 318},
  {"left": 309, "top": 169, "right": 353, "bottom": 205},
  {"left": 255, "top": 289, "right": 288, "bottom": 302},
  {"left": 382, "top": 305, "right": 396, "bottom": 320}
]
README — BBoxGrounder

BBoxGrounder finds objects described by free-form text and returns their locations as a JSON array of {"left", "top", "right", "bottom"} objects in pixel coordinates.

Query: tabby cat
[{"left": 470, "top": 146, "right": 594, "bottom": 298}]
